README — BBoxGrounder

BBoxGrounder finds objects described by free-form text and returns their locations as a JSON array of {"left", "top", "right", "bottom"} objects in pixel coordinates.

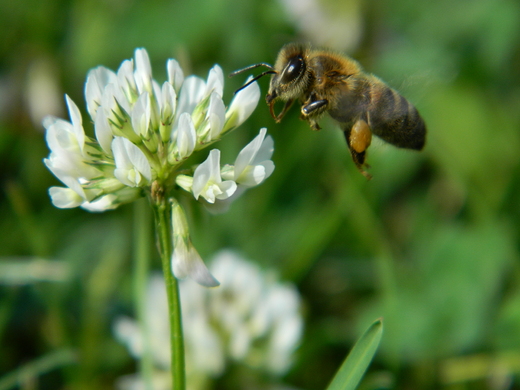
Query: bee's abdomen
[{"left": 368, "top": 85, "right": 426, "bottom": 150}]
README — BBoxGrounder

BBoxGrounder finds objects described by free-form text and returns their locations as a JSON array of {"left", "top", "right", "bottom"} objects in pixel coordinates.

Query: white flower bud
[
  {"left": 223, "top": 79, "right": 260, "bottom": 133},
  {"left": 171, "top": 201, "right": 219, "bottom": 287}
]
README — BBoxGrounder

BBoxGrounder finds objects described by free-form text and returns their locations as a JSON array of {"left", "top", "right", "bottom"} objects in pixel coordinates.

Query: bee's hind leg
[
  {"left": 349, "top": 149, "right": 372, "bottom": 180},
  {"left": 344, "top": 119, "right": 373, "bottom": 180}
]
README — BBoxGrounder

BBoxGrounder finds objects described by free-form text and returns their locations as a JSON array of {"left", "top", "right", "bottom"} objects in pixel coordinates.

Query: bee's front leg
[
  {"left": 270, "top": 99, "right": 294, "bottom": 123},
  {"left": 301, "top": 95, "right": 328, "bottom": 131}
]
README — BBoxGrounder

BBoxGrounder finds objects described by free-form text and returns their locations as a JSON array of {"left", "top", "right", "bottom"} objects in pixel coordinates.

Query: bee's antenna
[
  {"left": 233, "top": 70, "right": 276, "bottom": 94},
  {"left": 229, "top": 63, "right": 277, "bottom": 94},
  {"left": 228, "top": 63, "right": 275, "bottom": 77}
]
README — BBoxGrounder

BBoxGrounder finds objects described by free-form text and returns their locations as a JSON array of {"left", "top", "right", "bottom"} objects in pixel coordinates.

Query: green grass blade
[
  {"left": 0, "top": 349, "right": 76, "bottom": 390},
  {"left": 326, "top": 318, "right": 383, "bottom": 390}
]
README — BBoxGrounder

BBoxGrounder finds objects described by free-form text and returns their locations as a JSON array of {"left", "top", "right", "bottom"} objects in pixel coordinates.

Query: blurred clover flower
[
  {"left": 43, "top": 48, "right": 274, "bottom": 287},
  {"left": 114, "top": 250, "right": 303, "bottom": 390},
  {"left": 277, "top": 0, "right": 362, "bottom": 52}
]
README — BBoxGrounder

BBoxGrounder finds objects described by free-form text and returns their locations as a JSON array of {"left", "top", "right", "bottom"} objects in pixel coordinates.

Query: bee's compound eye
[{"left": 281, "top": 56, "right": 304, "bottom": 84}]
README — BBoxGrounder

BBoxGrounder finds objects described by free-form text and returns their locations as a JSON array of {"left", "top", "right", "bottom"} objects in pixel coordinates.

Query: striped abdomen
[{"left": 366, "top": 81, "right": 426, "bottom": 150}]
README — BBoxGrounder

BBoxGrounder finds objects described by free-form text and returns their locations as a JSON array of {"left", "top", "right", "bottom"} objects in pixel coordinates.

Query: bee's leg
[
  {"left": 301, "top": 98, "right": 328, "bottom": 131},
  {"left": 302, "top": 99, "right": 328, "bottom": 115},
  {"left": 307, "top": 119, "right": 321, "bottom": 131},
  {"left": 343, "top": 119, "right": 373, "bottom": 180},
  {"left": 350, "top": 119, "right": 372, "bottom": 155},
  {"left": 270, "top": 99, "right": 294, "bottom": 123}
]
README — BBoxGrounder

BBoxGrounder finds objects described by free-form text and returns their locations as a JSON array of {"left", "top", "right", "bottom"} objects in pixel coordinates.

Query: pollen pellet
[{"left": 350, "top": 119, "right": 372, "bottom": 154}]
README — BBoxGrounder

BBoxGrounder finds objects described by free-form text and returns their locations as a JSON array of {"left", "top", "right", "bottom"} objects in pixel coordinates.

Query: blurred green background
[{"left": 2, "top": 0, "right": 520, "bottom": 388}]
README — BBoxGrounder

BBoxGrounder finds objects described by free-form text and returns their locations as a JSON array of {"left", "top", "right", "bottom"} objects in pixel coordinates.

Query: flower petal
[
  {"left": 216, "top": 180, "right": 237, "bottom": 200},
  {"left": 167, "top": 58, "right": 184, "bottom": 91},
  {"left": 223, "top": 79, "right": 260, "bottom": 132},
  {"left": 94, "top": 108, "right": 113, "bottom": 155},
  {"left": 192, "top": 167, "right": 210, "bottom": 201},
  {"left": 172, "top": 243, "right": 220, "bottom": 287},
  {"left": 201, "top": 186, "right": 245, "bottom": 214},
  {"left": 192, "top": 149, "right": 219, "bottom": 199},
  {"left": 171, "top": 202, "right": 220, "bottom": 287},
  {"left": 85, "top": 66, "right": 118, "bottom": 120},
  {"left": 207, "top": 93, "right": 226, "bottom": 140},
  {"left": 160, "top": 82, "right": 177, "bottom": 125},
  {"left": 126, "top": 143, "right": 152, "bottom": 182},
  {"left": 177, "top": 76, "right": 205, "bottom": 117},
  {"left": 205, "top": 65, "right": 224, "bottom": 97},
  {"left": 49, "top": 186, "right": 84, "bottom": 209},
  {"left": 176, "top": 112, "right": 196, "bottom": 159},
  {"left": 252, "top": 133, "right": 274, "bottom": 164},
  {"left": 44, "top": 162, "right": 87, "bottom": 197},
  {"left": 238, "top": 165, "right": 263, "bottom": 187},
  {"left": 65, "top": 95, "right": 85, "bottom": 153},
  {"left": 80, "top": 194, "right": 119, "bottom": 212},
  {"left": 44, "top": 120, "right": 98, "bottom": 179},
  {"left": 134, "top": 48, "right": 153, "bottom": 93},
  {"left": 112, "top": 137, "right": 131, "bottom": 170},
  {"left": 234, "top": 128, "right": 267, "bottom": 178},
  {"left": 112, "top": 137, "right": 151, "bottom": 186},
  {"left": 207, "top": 149, "right": 222, "bottom": 182},
  {"left": 192, "top": 150, "right": 238, "bottom": 203},
  {"left": 131, "top": 92, "right": 151, "bottom": 136},
  {"left": 117, "top": 59, "right": 137, "bottom": 102},
  {"left": 101, "top": 82, "right": 130, "bottom": 125},
  {"left": 232, "top": 128, "right": 275, "bottom": 186}
]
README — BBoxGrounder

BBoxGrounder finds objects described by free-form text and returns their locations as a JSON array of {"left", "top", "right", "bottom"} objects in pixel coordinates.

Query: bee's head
[
  {"left": 229, "top": 43, "right": 311, "bottom": 120},
  {"left": 266, "top": 43, "right": 310, "bottom": 104}
]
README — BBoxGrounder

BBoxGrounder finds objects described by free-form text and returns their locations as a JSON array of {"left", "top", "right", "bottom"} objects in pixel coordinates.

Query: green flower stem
[
  {"left": 133, "top": 199, "right": 154, "bottom": 390},
  {"left": 151, "top": 195, "right": 186, "bottom": 390}
]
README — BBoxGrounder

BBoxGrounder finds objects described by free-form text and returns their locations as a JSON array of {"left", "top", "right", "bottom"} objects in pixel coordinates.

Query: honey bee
[{"left": 230, "top": 43, "right": 426, "bottom": 179}]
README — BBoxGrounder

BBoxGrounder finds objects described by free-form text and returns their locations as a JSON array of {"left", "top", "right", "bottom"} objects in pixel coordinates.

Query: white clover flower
[
  {"left": 45, "top": 48, "right": 268, "bottom": 211},
  {"left": 114, "top": 251, "right": 303, "bottom": 389},
  {"left": 206, "top": 251, "right": 303, "bottom": 376},
  {"left": 44, "top": 48, "right": 274, "bottom": 283},
  {"left": 277, "top": 0, "right": 362, "bottom": 52}
]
